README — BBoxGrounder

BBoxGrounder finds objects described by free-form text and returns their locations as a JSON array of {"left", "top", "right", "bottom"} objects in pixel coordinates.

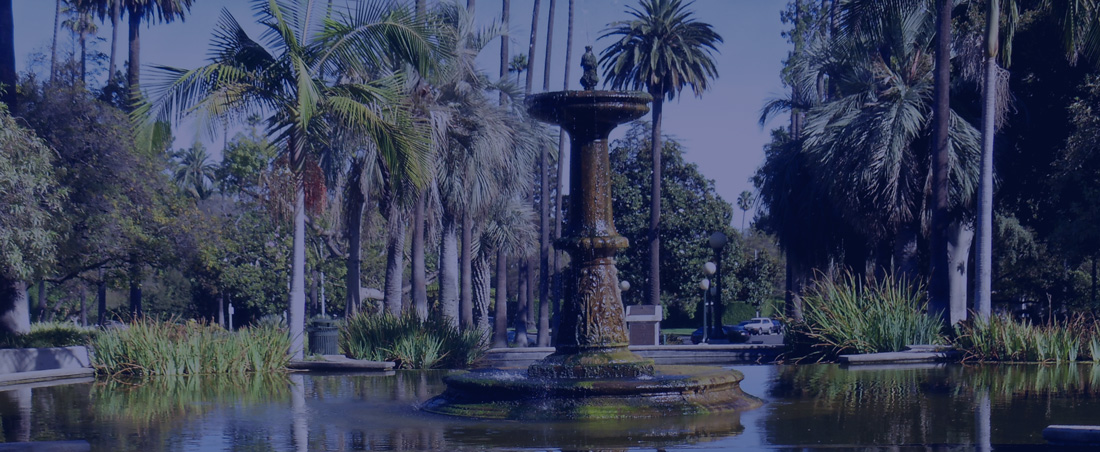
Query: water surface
[{"left": 3, "top": 364, "right": 1099, "bottom": 450}]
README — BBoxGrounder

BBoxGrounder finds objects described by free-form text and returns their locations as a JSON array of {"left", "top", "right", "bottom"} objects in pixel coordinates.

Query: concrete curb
[
  {"left": 1044, "top": 425, "right": 1100, "bottom": 446},
  {"left": 288, "top": 355, "right": 395, "bottom": 371},
  {"left": 0, "top": 346, "right": 95, "bottom": 388},
  {"left": 479, "top": 344, "right": 783, "bottom": 368},
  {"left": 0, "top": 368, "right": 95, "bottom": 387}
]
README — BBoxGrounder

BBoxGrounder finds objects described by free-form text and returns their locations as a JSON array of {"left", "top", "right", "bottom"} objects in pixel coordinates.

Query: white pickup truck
[{"left": 743, "top": 317, "right": 781, "bottom": 335}]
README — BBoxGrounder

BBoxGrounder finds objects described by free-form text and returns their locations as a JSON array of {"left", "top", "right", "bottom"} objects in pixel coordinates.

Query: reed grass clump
[
  {"left": 954, "top": 315, "right": 1083, "bottom": 363},
  {"left": 790, "top": 272, "right": 943, "bottom": 360},
  {"left": 341, "top": 312, "right": 487, "bottom": 369},
  {"left": 91, "top": 319, "right": 290, "bottom": 376}
]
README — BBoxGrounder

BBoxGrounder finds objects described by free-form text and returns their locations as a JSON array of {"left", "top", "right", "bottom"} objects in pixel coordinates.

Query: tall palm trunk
[
  {"left": 411, "top": 193, "right": 428, "bottom": 320},
  {"left": 97, "top": 269, "right": 106, "bottom": 326},
  {"left": 492, "top": 0, "right": 511, "bottom": 344},
  {"left": 0, "top": 0, "right": 15, "bottom": 110},
  {"left": 384, "top": 208, "right": 407, "bottom": 316},
  {"left": 492, "top": 248, "right": 508, "bottom": 347},
  {"left": 127, "top": 5, "right": 141, "bottom": 98},
  {"left": 51, "top": 0, "right": 61, "bottom": 81},
  {"left": 79, "top": 28, "right": 87, "bottom": 85},
  {"left": 514, "top": 257, "right": 530, "bottom": 346},
  {"left": 460, "top": 211, "right": 473, "bottom": 328},
  {"left": 473, "top": 254, "right": 491, "bottom": 332},
  {"left": 536, "top": 0, "right": 556, "bottom": 347},
  {"left": 949, "top": 220, "right": 975, "bottom": 323},
  {"left": 290, "top": 184, "right": 307, "bottom": 359},
  {"left": 345, "top": 180, "right": 365, "bottom": 318},
  {"left": 79, "top": 285, "right": 87, "bottom": 327},
  {"left": 975, "top": 0, "right": 1000, "bottom": 321},
  {"left": 108, "top": 0, "right": 119, "bottom": 84},
  {"left": 647, "top": 96, "right": 664, "bottom": 306},
  {"left": 551, "top": 0, "right": 575, "bottom": 343},
  {"left": 129, "top": 259, "right": 142, "bottom": 317},
  {"left": 439, "top": 215, "right": 459, "bottom": 327},
  {"left": 523, "top": 0, "right": 542, "bottom": 341},
  {"left": 0, "top": 277, "right": 29, "bottom": 334},
  {"left": 929, "top": 0, "right": 953, "bottom": 325},
  {"left": 36, "top": 280, "right": 46, "bottom": 322}
]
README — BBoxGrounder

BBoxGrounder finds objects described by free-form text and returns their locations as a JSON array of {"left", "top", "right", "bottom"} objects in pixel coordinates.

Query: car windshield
[{"left": 736, "top": 321, "right": 752, "bottom": 327}]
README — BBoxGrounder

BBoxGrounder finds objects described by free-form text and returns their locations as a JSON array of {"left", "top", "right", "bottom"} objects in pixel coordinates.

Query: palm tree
[
  {"left": 140, "top": 0, "right": 433, "bottom": 359},
  {"left": 61, "top": 4, "right": 98, "bottom": 84},
  {"left": 536, "top": 0, "right": 557, "bottom": 346},
  {"left": 0, "top": 0, "right": 15, "bottom": 110},
  {"left": 805, "top": 0, "right": 980, "bottom": 277},
  {"left": 122, "top": 0, "right": 194, "bottom": 100},
  {"left": 599, "top": 0, "right": 723, "bottom": 307},
  {"left": 171, "top": 142, "right": 217, "bottom": 200},
  {"left": 51, "top": 0, "right": 62, "bottom": 80},
  {"left": 973, "top": 0, "right": 1100, "bottom": 320},
  {"left": 73, "top": 0, "right": 122, "bottom": 85},
  {"left": 737, "top": 190, "right": 754, "bottom": 231},
  {"left": 509, "top": 54, "right": 527, "bottom": 84},
  {"left": 550, "top": 0, "right": 575, "bottom": 343}
]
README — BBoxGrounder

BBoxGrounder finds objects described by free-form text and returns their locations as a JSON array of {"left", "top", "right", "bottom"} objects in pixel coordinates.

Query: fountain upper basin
[{"left": 526, "top": 90, "right": 653, "bottom": 130}]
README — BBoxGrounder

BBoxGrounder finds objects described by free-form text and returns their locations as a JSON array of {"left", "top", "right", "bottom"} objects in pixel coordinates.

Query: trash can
[{"left": 308, "top": 317, "right": 338, "bottom": 355}]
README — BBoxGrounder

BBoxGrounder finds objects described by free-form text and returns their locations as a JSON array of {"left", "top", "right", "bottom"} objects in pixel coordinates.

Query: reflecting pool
[{"left": 3, "top": 364, "right": 1100, "bottom": 450}]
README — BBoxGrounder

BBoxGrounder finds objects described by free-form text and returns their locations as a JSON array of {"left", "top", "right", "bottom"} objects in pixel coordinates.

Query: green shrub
[
  {"left": 788, "top": 272, "right": 944, "bottom": 360},
  {"left": 341, "top": 312, "right": 487, "bottom": 369},
  {"left": 954, "top": 315, "right": 1083, "bottom": 363},
  {"left": 0, "top": 322, "right": 96, "bottom": 349},
  {"left": 91, "top": 319, "right": 290, "bottom": 376}
]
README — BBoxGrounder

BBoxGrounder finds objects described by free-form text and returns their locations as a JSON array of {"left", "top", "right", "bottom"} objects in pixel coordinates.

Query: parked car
[
  {"left": 743, "top": 317, "right": 781, "bottom": 335},
  {"left": 689, "top": 325, "right": 749, "bottom": 344}
]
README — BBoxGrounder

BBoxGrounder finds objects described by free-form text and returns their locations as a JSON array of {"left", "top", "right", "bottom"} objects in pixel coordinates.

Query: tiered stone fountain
[{"left": 422, "top": 50, "right": 761, "bottom": 420}]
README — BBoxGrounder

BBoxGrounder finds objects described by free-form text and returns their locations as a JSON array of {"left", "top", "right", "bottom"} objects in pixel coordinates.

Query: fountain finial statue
[{"left": 581, "top": 45, "right": 598, "bottom": 90}]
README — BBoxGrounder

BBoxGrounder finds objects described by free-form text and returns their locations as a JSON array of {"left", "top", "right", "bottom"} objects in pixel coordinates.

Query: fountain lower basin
[{"left": 422, "top": 365, "right": 762, "bottom": 420}]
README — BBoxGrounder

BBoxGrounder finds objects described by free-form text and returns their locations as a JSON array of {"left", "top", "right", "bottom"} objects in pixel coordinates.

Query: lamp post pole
[
  {"left": 709, "top": 232, "right": 728, "bottom": 339},
  {"left": 701, "top": 260, "right": 716, "bottom": 344},
  {"left": 699, "top": 277, "right": 710, "bottom": 343}
]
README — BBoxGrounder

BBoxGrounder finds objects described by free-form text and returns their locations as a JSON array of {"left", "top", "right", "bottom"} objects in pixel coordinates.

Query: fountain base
[{"left": 421, "top": 365, "right": 762, "bottom": 420}]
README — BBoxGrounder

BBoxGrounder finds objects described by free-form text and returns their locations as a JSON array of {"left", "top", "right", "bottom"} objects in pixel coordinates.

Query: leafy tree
[
  {"left": 609, "top": 122, "right": 736, "bottom": 324},
  {"left": 140, "top": 0, "right": 434, "bottom": 359},
  {"left": 18, "top": 74, "right": 192, "bottom": 321},
  {"left": 0, "top": 106, "right": 65, "bottom": 334},
  {"left": 600, "top": 0, "right": 723, "bottom": 308}
]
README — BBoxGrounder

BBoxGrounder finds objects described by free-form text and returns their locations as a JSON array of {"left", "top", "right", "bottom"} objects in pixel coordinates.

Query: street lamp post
[
  {"left": 699, "top": 277, "right": 710, "bottom": 343},
  {"left": 701, "top": 261, "right": 716, "bottom": 343},
  {"left": 708, "top": 232, "right": 728, "bottom": 339}
]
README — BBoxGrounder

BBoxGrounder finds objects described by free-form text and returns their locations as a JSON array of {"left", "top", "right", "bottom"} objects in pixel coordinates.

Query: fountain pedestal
[
  {"left": 525, "top": 90, "right": 654, "bottom": 380},
  {"left": 422, "top": 90, "right": 762, "bottom": 420}
]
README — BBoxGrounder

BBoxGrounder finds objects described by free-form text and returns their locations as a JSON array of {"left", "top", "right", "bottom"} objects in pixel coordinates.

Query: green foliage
[
  {"left": 0, "top": 322, "right": 95, "bottom": 348},
  {"left": 90, "top": 319, "right": 290, "bottom": 376},
  {"left": 954, "top": 315, "right": 1084, "bottom": 363},
  {"left": 791, "top": 272, "right": 944, "bottom": 360},
  {"left": 0, "top": 106, "right": 65, "bottom": 280},
  {"left": 341, "top": 312, "right": 487, "bottom": 369},
  {"left": 609, "top": 122, "right": 738, "bottom": 323}
]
